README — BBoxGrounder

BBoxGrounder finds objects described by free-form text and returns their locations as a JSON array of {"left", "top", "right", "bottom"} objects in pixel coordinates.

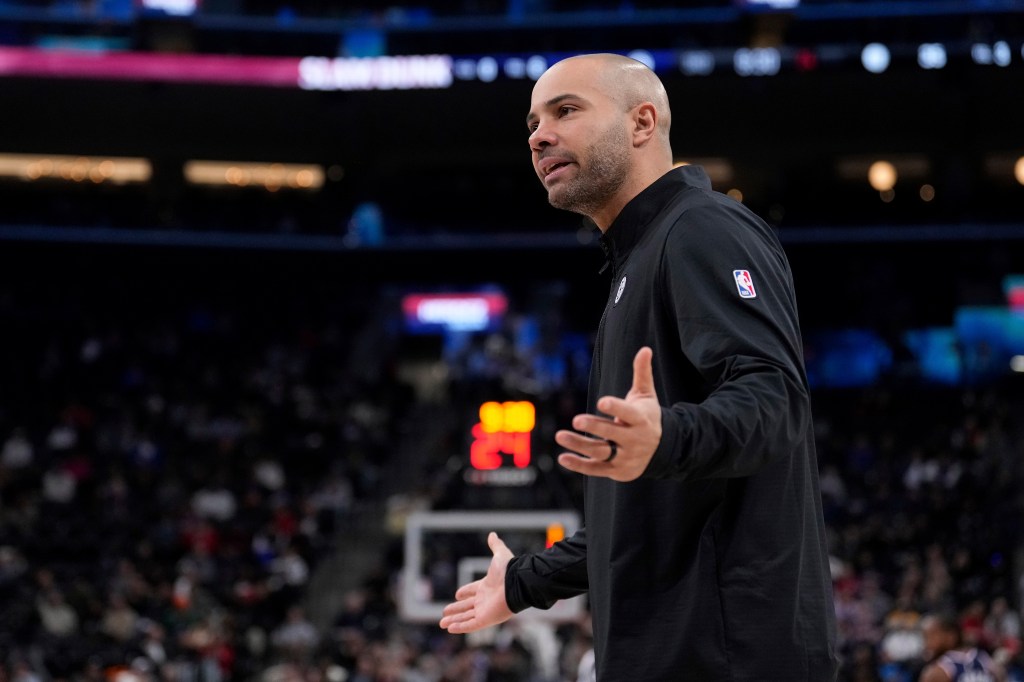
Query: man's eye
[{"left": 558, "top": 106, "right": 575, "bottom": 116}]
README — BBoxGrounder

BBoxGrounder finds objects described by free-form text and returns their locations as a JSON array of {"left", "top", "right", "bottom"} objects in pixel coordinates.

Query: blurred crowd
[
  {"left": 814, "top": 388, "right": 1024, "bottom": 681},
  {"left": 0, "top": 274, "right": 1022, "bottom": 682},
  {"left": 0, "top": 280, "right": 411, "bottom": 680}
]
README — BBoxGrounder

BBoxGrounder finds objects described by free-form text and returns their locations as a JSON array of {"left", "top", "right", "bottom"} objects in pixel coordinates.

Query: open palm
[{"left": 439, "top": 532, "right": 515, "bottom": 634}]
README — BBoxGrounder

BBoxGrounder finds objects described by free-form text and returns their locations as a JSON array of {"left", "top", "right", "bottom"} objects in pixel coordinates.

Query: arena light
[
  {"left": 627, "top": 50, "right": 656, "bottom": 70},
  {"left": 983, "top": 154, "right": 1024, "bottom": 185},
  {"left": 917, "top": 43, "right": 947, "bottom": 70},
  {"left": 141, "top": 0, "right": 197, "bottom": 15},
  {"left": 861, "top": 43, "right": 890, "bottom": 74},
  {"left": 0, "top": 154, "right": 151, "bottom": 184},
  {"left": 733, "top": 47, "right": 781, "bottom": 77},
  {"left": 476, "top": 57, "right": 499, "bottom": 83},
  {"left": 1011, "top": 355, "right": 1024, "bottom": 373},
  {"left": 525, "top": 55, "right": 547, "bottom": 80},
  {"left": 183, "top": 161, "right": 325, "bottom": 191},
  {"left": 837, "top": 155, "right": 930, "bottom": 186},
  {"left": 971, "top": 42, "right": 1012, "bottom": 67},
  {"left": 679, "top": 50, "right": 715, "bottom": 76},
  {"left": 1005, "top": 276, "right": 1024, "bottom": 308},
  {"left": 503, "top": 58, "right": 526, "bottom": 79},
  {"left": 401, "top": 292, "right": 508, "bottom": 334},
  {"left": 868, "top": 161, "right": 897, "bottom": 192},
  {"left": 742, "top": 0, "right": 800, "bottom": 8}
]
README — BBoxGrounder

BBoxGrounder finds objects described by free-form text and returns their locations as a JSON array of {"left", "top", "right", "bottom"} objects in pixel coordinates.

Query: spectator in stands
[
  {"left": 99, "top": 591, "right": 138, "bottom": 643},
  {"left": 983, "top": 597, "right": 1020, "bottom": 658},
  {"left": 270, "top": 605, "right": 319, "bottom": 661},
  {"left": 919, "top": 612, "right": 1006, "bottom": 682},
  {"left": 36, "top": 587, "right": 78, "bottom": 638}
]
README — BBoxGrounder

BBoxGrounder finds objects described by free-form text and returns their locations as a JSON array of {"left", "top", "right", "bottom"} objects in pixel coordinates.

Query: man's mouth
[{"left": 540, "top": 159, "right": 574, "bottom": 183}]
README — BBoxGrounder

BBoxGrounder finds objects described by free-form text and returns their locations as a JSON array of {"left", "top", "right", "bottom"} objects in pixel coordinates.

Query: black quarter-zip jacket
[{"left": 505, "top": 166, "right": 839, "bottom": 681}]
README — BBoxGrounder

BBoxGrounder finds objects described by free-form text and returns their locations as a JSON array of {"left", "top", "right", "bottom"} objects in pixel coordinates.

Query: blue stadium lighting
[
  {"left": 453, "top": 59, "right": 477, "bottom": 80},
  {"left": 742, "top": 0, "right": 800, "bottom": 8},
  {"left": 525, "top": 55, "right": 547, "bottom": 80},
  {"left": 994, "top": 41, "right": 1012, "bottom": 66},
  {"left": 503, "top": 57, "right": 526, "bottom": 79},
  {"left": 971, "top": 42, "right": 1012, "bottom": 66},
  {"left": 476, "top": 56, "right": 499, "bottom": 82},
  {"left": 861, "top": 43, "right": 891, "bottom": 73},
  {"left": 140, "top": 0, "right": 196, "bottom": 16},
  {"left": 626, "top": 50, "right": 656, "bottom": 70},
  {"left": 679, "top": 50, "right": 715, "bottom": 76},
  {"left": 917, "top": 43, "right": 947, "bottom": 69},
  {"left": 733, "top": 47, "right": 781, "bottom": 76}
]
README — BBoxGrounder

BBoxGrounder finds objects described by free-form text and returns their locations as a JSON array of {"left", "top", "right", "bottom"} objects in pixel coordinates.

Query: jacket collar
[{"left": 598, "top": 165, "right": 712, "bottom": 272}]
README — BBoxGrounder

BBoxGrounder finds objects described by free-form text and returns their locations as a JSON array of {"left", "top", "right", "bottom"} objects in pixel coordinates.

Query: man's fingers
[
  {"left": 444, "top": 617, "right": 478, "bottom": 634},
  {"left": 555, "top": 428, "right": 602, "bottom": 449},
  {"left": 555, "top": 429, "right": 621, "bottom": 458},
  {"left": 558, "top": 452, "right": 611, "bottom": 475},
  {"left": 440, "top": 609, "right": 474, "bottom": 626},
  {"left": 453, "top": 581, "right": 479, "bottom": 601},
  {"left": 442, "top": 599, "right": 472, "bottom": 618},
  {"left": 586, "top": 398, "right": 645, "bottom": 428},
  {"left": 629, "top": 346, "right": 656, "bottom": 397}
]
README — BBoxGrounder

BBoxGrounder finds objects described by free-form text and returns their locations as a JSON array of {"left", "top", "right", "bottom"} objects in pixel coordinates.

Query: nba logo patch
[{"left": 733, "top": 270, "right": 757, "bottom": 299}]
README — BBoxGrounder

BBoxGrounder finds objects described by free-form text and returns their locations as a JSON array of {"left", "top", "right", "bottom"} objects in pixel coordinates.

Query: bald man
[{"left": 440, "top": 54, "right": 839, "bottom": 681}]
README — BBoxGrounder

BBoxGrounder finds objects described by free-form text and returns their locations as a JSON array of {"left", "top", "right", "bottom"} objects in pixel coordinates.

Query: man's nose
[{"left": 529, "top": 123, "right": 555, "bottom": 151}]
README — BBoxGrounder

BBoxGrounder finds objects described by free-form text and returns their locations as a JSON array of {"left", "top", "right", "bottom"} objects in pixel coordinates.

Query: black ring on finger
[{"left": 604, "top": 440, "right": 618, "bottom": 462}]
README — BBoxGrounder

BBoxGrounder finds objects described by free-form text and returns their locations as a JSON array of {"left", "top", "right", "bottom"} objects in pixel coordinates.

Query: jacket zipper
[{"left": 588, "top": 248, "right": 618, "bottom": 411}]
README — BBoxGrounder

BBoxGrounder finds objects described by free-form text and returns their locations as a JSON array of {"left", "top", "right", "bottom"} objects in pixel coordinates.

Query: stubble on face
[{"left": 547, "top": 119, "right": 632, "bottom": 218}]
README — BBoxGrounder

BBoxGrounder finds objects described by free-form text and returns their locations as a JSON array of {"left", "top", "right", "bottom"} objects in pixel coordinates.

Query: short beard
[{"left": 548, "top": 122, "right": 631, "bottom": 219}]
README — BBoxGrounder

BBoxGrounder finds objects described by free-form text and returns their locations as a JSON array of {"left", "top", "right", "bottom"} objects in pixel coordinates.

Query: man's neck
[{"left": 591, "top": 164, "right": 673, "bottom": 232}]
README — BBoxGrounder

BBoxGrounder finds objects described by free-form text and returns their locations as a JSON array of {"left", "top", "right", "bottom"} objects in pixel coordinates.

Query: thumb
[
  {"left": 629, "top": 346, "right": 656, "bottom": 397},
  {"left": 488, "top": 531, "right": 510, "bottom": 557}
]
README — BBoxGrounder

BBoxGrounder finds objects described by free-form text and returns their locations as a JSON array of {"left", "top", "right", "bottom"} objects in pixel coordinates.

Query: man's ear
[{"left": 632, "top": 102, "right": 658, "bottom": 147}]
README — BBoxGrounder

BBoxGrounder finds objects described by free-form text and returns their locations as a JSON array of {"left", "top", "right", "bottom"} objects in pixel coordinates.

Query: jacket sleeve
[
  {"left": 643, "top": 200, "right": 812, "bottom": 481},
  {"left": 504, "top": 526, "right": 588, "bottom": 612}
]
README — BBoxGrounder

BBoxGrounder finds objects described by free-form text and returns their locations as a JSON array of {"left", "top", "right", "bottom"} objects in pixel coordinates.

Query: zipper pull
[{"left": 598, "top": 235, "right": 613, "bottom": 275}]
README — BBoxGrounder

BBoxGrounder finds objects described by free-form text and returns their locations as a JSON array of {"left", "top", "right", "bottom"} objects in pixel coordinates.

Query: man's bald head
[
  {"left": 543, "top": 53, "right": 672, "bottom": 146},
  {"left": 527, "top": 52, "right": 676, "bottom": 229}
]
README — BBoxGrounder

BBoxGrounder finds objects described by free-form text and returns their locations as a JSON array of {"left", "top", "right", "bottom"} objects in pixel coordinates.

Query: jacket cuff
[
  {"left": 503, "top": 556, "right": 530, "bottom": 613},
  {"left": 644, "top": 406, "right": 687, "bottom": 479}
]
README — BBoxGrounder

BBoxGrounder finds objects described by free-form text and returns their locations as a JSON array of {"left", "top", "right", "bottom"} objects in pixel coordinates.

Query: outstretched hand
[
  {"left": 555, "top": 346, "right": 662, "bottom": 482},
  {"left": 439, "top": 532, "right": 515, "bottom": 634}
]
